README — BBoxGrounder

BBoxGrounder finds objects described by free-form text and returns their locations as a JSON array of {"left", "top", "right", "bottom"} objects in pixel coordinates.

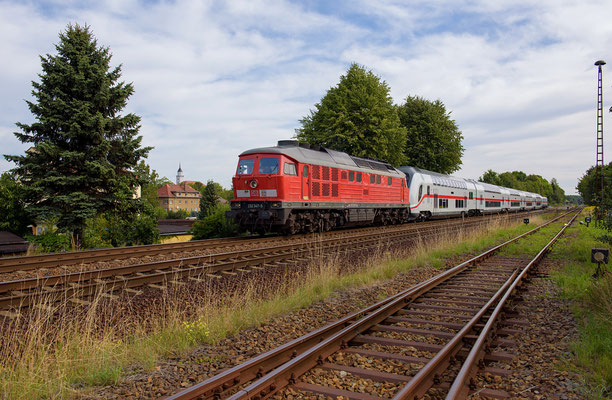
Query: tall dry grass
[{"left": 0, "top": 213, "right": 544, "bottom": 399}]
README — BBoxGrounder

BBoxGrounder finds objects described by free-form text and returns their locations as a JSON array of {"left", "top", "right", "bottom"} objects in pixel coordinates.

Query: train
[{"left": 226, "top": 140, "right": 548, "bottom": 234}]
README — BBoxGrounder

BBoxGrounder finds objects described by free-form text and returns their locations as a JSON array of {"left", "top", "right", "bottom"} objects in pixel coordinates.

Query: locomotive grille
[
  {"left": 322, "top": 167, "right": 330, "bottom": 180},
  {"left": 313, "top": 165, "right": 321, "bottom": 180},
  {"left": 332, "top": 183, "right": 338, "bottom": 197},
  {"left": 341, "top": 171, "right": 347, "bottom": 180},
  {"left": 322, "top": 183, "right": 330, "bottom": 196},
  {"left": 332, "top": 168, "right": 338, "bottom": 181},
  {"left": 313, "top": 181, "right": 320, "bottom": 196}
]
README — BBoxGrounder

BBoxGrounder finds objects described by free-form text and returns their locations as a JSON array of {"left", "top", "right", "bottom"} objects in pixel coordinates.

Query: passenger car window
[
  {"left": 356, "top": 172, "right": 362, "bottom": 183},
  {"left": 376, "top": 175, "right": 381, "bottom": 184},
  {"left": 303, "top": 165, "right": 309, "bottom": 177},
  {"left": 259, "top": 158, "right": 279, "bottom": 174},
  {"left": 237, "top": 159, "right": 255, "bottom": 175},
  {"left": 283, "top": 163, "right": 297, "bottom": 176},
  {"left": 370, "top": 175, "right": 375, "bottom": 184},
  {"left": 349, "top": 171, "right": 355, "bottom": 182},
  {"left": 388, "top": 177, "right": 392, "bottom": 186}
]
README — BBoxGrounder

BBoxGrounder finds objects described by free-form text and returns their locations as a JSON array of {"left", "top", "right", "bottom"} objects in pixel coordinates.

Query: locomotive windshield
[
  {"left": 237, "top": 158, "right": 255, "bottom": 175},
  {"left": 259, "top": 158, "right": 279, "bottom": 174}
]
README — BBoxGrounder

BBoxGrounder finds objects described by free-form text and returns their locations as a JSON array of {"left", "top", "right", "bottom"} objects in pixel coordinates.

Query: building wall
[{"left": 159, "top": 195, "right": 200, "bottom": 212}]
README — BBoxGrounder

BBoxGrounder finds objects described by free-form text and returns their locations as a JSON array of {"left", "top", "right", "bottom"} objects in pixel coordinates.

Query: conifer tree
[
  {"left": 199, "top": 180, "right": 220, "bottom": 218},
  {"left": 5, "top": 24, "right": 151, "bottom": 244},
  {"left": 296, "top": 63, "right": 407, "bottom": 166}
]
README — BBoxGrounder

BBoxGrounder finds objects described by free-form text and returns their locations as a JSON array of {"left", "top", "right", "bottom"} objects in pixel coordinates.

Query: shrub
[
  {"left": 27, "top": 232, "right": 71, "bottom": 253},
  {"left": 166, "top": 209, "right": 189, "bottom": 219},
  {"left": 190, "top": 204, "right": 238, "bottom": 239}
]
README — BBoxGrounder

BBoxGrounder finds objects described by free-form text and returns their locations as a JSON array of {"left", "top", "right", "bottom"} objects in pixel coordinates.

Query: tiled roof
[
  {"left": 157, "top": 183, "right": 201, "bottom": 198},
  {"left": 0, "top": 231, "right": 29, "bottom": 255}
]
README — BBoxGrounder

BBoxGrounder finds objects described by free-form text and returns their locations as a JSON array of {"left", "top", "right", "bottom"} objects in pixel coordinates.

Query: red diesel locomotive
[{"left": 227, "top": 140, "right": 410, "bottom": 234}]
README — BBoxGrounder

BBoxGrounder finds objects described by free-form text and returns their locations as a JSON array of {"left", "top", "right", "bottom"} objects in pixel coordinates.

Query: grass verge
[
  {"left": 0, "top": 213, "right": 551, "bottom": 399},
  {"left": 545, "top": 208, "right": 612, "bottom": 399}
]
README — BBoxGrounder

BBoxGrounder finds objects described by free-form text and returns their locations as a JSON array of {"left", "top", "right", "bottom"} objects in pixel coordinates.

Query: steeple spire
[{"left": 176, "top": 163, "right": 184, "bottom": 184}]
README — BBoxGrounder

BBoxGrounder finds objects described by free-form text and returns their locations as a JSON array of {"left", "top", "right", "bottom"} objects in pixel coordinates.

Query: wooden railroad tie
[
  {"left": 221, "top": 271, "right": 237, "bottom": 276},
  {"left": 69, "top": 298, "right": 91, "bottom": 306},
  {"left": 0, "top": 310, "right": 20, "bottom": 319},
  {"left": 148, "top": 284, "right": 166, "bottom": 290},
  {"left": 34, "top": 304, "right": 55, "bottom": 313}
]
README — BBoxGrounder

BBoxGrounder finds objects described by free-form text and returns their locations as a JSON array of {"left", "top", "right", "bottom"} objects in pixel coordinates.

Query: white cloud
[{"left": 2, "top": 0, "right": 612, "bottom": 195}]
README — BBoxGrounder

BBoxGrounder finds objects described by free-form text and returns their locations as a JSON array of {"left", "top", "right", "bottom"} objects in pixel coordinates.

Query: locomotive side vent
[
  {"left": 277, "top": 140, "right": 299, "bottom": 147},
  {"left": 332, "top": 183, "right": 339, "bottom": 197},
  {"left": 313, "top": 182, "right": 321, "bottom": 196},
  {"left": 322, "top": 167, "right": 330, "bottom": 180},
  {"left": 332, "top": 168, "right": 339, "bottom": 181},
  {"left": 341, "top": 171, "right": 348, "bottom": 180},
  {"left": 313, "top": 165, "right": 321, "bottom": 180},
  {"left": 322, "top": 183, "right": 330, "bottom": 196}
]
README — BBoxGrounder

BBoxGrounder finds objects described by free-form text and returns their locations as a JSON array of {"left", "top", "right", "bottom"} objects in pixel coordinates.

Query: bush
[
  {"left": 190, "top": 204, "right": 238, "bottom": 239},
  {"left": 166, "top": 209, "right": 189, "bottom": 219},
  {"left": 27, "top": 232, "right": 71, "bottom": 253}
]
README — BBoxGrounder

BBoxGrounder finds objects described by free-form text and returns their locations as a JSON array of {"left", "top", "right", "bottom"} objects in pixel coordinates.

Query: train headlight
[
  {"left": 231, "top": 201, "right": 241, "bottom": 208},
  {"left": 271, "top": 202, "right": 281, "bottom": 208},
  {"left": 249, "top": 179, "right": 258, "bottom": 188}
]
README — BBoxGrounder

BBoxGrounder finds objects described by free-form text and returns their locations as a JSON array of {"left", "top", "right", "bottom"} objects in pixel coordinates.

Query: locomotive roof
[{"left": 240, "top": 141, "right": 404, "bottom": 177}]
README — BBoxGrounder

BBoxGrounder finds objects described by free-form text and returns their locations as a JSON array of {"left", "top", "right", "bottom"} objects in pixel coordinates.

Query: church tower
[{"left": 176, "top": 163, "right": 184, "bottom": 184}]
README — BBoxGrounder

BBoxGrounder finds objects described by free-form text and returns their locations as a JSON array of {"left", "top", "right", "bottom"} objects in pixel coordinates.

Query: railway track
[
  {"left": 0, "top": 210, "right": 548, "bottom": 275},
  {"left": 165, "top": 208, "right": 578, "bottom": 400},
  {"left": 0, "top": 211, "right": 547, "bottom": 311}
]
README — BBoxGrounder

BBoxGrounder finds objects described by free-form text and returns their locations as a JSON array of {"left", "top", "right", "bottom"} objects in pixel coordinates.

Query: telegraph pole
[{"left": 595, "top": 60, "right": 606, "bottom": 219}]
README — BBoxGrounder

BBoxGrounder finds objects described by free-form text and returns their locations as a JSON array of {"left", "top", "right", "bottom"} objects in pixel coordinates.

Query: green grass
[
  {"left": 0, "top": 214, "right": 555, "bottom": 399},
  {"left": 546, "top": 210, "right": 612, "bottom": 398}
]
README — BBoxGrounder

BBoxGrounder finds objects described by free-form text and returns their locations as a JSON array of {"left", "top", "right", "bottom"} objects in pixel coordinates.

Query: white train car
[{"left": 400, "top": 166, "right": 549, "bottom": 220}]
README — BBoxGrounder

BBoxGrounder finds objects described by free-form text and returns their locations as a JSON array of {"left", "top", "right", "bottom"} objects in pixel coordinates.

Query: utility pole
[{"left": 595, "top": 60, "right": 606, "bottom": 219}]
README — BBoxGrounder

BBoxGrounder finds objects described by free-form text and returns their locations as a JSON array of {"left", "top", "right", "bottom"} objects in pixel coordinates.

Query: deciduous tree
[
  {"left": 396, "top": 96, "right": 464, "bottom": 174},
  {"left": 296, "top": 63, "right": 407, "bottom": 166},
  {"left": 0, "top": 172, "right": 33, "bottom": 236},
  {"left": 5, "top": 24, "right": 151, "bottom": 245}
]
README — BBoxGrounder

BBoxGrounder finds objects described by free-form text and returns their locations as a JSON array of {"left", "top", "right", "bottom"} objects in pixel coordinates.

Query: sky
[{"left": 1, "top": 0, "right": 612, "bottom": 195}]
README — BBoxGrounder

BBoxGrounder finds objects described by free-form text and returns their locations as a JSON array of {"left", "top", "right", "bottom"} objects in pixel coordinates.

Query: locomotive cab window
[
  {"left": 283, "top": 162, "right": 297, "bottom": 176},
  {"left": 237, "top": 158, "right": 255, "bottom": 175},
  {"left": 303, "top": 165, "right": 309, "bottom": 177},
  {"left": 259, "top": 158, "right": 279, "bottom": 174}
]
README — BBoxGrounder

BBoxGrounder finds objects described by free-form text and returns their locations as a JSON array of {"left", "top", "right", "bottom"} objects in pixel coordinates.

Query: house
[
  {"left": 157, "top": 182, "right": 202, "bottom": 214},
  {"left": 157, "top": 164, "right": 202, "bottom": 214}
]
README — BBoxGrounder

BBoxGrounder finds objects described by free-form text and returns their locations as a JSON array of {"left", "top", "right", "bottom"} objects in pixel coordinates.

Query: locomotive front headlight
[
  {"left": 271, "top": 202, "right": 281, "bottom": 208},
  {"left": 249, "top": 179, "right": 258, "bottom": 188},
  {"left": 231, "top": 201, "right": 241, "bottom": 208}
]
